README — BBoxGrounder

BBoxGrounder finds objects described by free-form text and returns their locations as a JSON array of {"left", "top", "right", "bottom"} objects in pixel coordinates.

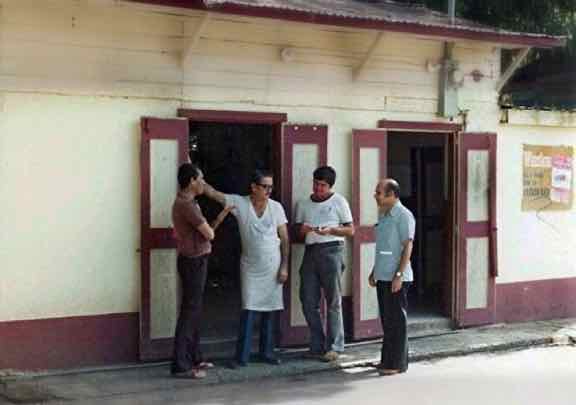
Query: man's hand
[
  {"left": 368, "top": 271, "right": 376, "bottom": 288},
  {"left": 277, "top": 265, "right": 288, "bottom": 284},
  {"left": 314, "top": 227, "right": 333, "bottom": 236},
  {"left": 391, "top": 276, "right": 403, "bottom": 293},
  {"left": 300, "top": 223, "right": 315, "bottom": 236}
]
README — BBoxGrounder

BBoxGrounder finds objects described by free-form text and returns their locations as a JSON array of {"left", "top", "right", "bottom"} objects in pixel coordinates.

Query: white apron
[{"left": 231, "top": 196, "right": 284, "bottom": 311}]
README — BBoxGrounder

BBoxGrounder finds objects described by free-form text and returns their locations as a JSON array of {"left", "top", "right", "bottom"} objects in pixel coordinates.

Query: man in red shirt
[{"left": 171, "top": 163, "right": 232, "bottom": 379}]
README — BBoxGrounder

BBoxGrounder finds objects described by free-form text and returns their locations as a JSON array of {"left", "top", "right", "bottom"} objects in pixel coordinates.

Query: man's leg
[
  {"left": 235, "top": 309, "right": 255, "bottom": 365},
  {"left": 389, "top": 283, "right": 410, "bottom": 372},
  {"left": 171, "top": 255, "right": 208, "bottom": 374},
  {"left": 258, "top": 311, "right": 280, "bottom": 364},
  {"left": 376, "top": 281, "right": 392, "bottom": 368},
  {"left": 299, "top": 248, "right": 325, "bottom": 354},
  {"left": 377, "top": 281, "right": 409, "bottom": 373},
  {"left": 318, "top": 245, "right": 345, "bottom": 354}
]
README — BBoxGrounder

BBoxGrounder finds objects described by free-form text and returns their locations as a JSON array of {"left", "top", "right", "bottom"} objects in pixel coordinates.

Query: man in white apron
[{"left": 204, "top": 170, "right": 289, "bottom": 366}]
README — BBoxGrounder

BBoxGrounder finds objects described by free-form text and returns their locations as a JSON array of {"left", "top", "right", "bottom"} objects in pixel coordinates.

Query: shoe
[
  {"left": 196, "top": 361, "right": 215, "bottom": 369},
  {"left": 322, "top": 351, "right": 340, "bottom": 362},
  {"left": 378, "top": 368, "right": 401, "bottom": 376},
  {"left": 227, "top": 360, "right": 247, "bottom": 369},
  {"left": 303, "top": 351, "right": 325, "bottom": 360},
  {"left": 259, "top": 356, "right": 282, "bottom": 365},
  {"left": 171, "top": 368, "right": 206, "bottom": 379}
]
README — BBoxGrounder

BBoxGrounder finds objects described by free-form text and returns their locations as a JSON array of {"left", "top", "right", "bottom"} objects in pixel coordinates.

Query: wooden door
[
  {"left": 279, "top": 124, "right": 327, "bottom": 346},
  {"left": 455, "top": 133, "right": 498, "bottom": 327},
  {"left": 351, "top": 129, "right": 388, "bottom": 339},
  {"left": 139, "top": 117, "right": 189, "bottom": 360}
]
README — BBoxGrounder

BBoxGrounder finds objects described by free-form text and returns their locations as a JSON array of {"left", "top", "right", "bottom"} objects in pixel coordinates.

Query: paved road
[{"left": 63, "top": 345, "right": 575, "bottom": 405}]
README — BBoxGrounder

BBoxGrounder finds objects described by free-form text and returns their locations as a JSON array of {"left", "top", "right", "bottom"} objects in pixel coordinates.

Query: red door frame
[
  {"left": 376, "top": 120, "right": 462, "bottom": 327},
  {"left": 351, "top": 129, "right": 388, "bottom": 339},
  {"left": 177, "top": 109, "right": 288, "bottom": 199},
  {"left": 140, "top": 117, "right": 189, "bottom": 360},
  {"left": 177, "top": 109, "right": 330, "bottom": 345},
  {"left": 280, "top": 124, "right": 328, "bottom": 345},
  {"left": 456, "top": 132, "right": 498, "bottom": 327}
]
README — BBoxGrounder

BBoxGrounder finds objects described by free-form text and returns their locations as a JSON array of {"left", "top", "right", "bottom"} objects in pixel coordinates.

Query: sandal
[{"left": 172, "top": 368, "right": 207, "bottom": 379}]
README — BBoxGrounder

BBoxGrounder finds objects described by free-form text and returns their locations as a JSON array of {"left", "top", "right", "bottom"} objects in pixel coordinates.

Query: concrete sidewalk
[{"left": 2, "top": 318, "right": 576, "bottom": 404}]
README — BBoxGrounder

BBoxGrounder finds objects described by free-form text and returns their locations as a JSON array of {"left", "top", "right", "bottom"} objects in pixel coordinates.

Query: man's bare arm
[
  {"left": 196, "top": 222, "right": 215, "bottom": 241},
  {"left": 203, "top": 183, "right": 227, "bottom": 206},
  {"left": 277, "top": 223, "right": 290, "bottom": 283},
  {"left": 315, "top": 222, "right": 355, "bottom": 237}
]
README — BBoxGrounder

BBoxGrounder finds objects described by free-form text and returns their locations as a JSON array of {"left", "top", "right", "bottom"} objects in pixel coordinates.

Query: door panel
[
  {"left": 279, "top": 124, "right": 327, "bottom": 346},
  {"left": 140, "top": 117, "right": 189, "bottom": 360},
  {"left": 456, "top": 133, "right": 497, "bottom": 327},
  {"left": 351, "top": 129, "right": 387, "bottom": 339}
]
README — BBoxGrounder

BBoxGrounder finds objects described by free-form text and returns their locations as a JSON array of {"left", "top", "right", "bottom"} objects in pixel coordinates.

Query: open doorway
[
  {"left": 388, "top": 132, "right": 452, "bottom": 324},
  {"left": 188, "top": 122, "right": 277, "bottom": 342}
]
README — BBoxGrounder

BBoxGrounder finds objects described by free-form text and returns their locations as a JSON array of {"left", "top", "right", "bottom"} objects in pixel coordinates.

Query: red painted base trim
[
  {"left": 0, "top": 313, "right": 139, "bottom": 371},
  {"left": 496, "top": 278, "right": 576, "bottom": 323}
]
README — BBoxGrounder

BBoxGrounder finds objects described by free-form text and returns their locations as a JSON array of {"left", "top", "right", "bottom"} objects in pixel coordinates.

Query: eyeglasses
[{"left": 256, "top": 183, "right": 274, "bottom": 191}]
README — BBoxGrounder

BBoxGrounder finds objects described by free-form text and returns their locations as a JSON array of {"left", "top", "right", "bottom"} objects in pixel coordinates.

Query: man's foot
[
  {"left": 171, "top": 368, "right": 206, "bottom": 379},
  {"left": 322, "top": 351, "right": 340, "bottom": 362},
  {"left": 378, "top": 368, "right": 401, "bottom": 376},
  {"left": 303, "top": 351, "right": 325, "bottom": 360},
  {"left": 227, "top": 360, "right": 247, "bottom": 369},
  {"left": 258, "top": 355, "right": 282, "bottom": 365}
]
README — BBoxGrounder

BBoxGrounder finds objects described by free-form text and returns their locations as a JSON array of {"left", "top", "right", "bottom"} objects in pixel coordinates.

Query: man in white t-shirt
[{"left": 294, "top": 166, "right": 354, "bottom": 362}]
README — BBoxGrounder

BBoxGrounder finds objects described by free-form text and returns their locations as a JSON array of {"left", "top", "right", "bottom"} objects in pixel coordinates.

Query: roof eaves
[
  {"left": 203, "top": 0, "right": 566, "bottom": 48},
  {"left": 127, "top": 0, "right": 567, "bottom": 48}
]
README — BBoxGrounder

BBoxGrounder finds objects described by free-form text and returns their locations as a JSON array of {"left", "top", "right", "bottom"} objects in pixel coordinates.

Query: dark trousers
[
  {"left": 171, "top": 254, "right": 208, "bottom": 374},
  {"left": 235, "top": 310, "right": 277, "bottom": 364},
  {"left": 376, "top": 281, "right": 410, "bottom": 372}
]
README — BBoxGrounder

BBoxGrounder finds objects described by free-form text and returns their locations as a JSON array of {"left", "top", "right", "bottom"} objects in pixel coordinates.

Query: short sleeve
[
  {"left": 294, "top": 199, "right": 304, "bottom": 223},
  {"left": 273, "top": 201, "right": 288, "bottom": 226},
  {"left": 183, "top": 202, "right": 206, "bottom": 228},
  {"left": 336, "top": 195, "right": 353, "bottom": 224},
  {"left": 398, "top": 211, "right": 416, "bottom": 243},
  {"left": 224, "top": 194, "right": 244, "bottom": 217}
]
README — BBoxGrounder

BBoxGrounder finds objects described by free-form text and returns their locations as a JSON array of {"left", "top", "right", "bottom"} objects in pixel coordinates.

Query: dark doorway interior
[
  {"left": 188, "top": 122, "right": 275, "bottom": 341},
  {"left": 388, "top": 132, "right": 450, "bottom": 320}
]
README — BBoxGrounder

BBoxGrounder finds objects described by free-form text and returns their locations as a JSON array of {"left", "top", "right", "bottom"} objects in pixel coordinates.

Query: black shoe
[
  {"left": 227, "top": 360, "right": 247, "bottom": 369},
  {"left": 259, "top": 356, "right": 282, "bottom": 365}
]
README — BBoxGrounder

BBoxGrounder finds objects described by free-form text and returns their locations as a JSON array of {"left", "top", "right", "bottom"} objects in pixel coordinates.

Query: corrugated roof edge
[{"left": 128, "top": 0, "right": 567, "bottom": 48}]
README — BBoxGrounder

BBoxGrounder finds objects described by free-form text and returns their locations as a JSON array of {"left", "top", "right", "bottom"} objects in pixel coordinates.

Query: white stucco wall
[
  {"left": 497, "top": 110, "right": 576, "bottom": 283},
  {"left": 0, "top": 93, "right": 181, "bottom": 321}
]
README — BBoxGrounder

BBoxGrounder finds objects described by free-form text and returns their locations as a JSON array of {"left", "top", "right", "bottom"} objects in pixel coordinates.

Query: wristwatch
[{"left": 394, "top": 272, "right": 403, "bottom": 279}]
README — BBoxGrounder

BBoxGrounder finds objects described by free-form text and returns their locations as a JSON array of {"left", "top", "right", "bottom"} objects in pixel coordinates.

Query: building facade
[{"left": 0, "top": 0, "right": 574, "bottom": 371}]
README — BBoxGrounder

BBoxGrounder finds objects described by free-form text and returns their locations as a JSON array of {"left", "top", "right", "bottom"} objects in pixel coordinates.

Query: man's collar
[{"left": 384, "top": 200, "right": 402, "bottom": 217}]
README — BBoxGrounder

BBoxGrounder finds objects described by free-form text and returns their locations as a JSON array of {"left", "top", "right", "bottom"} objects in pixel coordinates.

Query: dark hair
[
  {"left": 384, "top": 180, "right": 401, "bottom": 198},
  {"left": 313, "top": 166, "right": 336, "bottom": 187},
  {"left": 251, "top": 169, "right": 273, "bottom": 185},
  {"left": 177, "top": 163, "right": 200, "bottom": 190}
]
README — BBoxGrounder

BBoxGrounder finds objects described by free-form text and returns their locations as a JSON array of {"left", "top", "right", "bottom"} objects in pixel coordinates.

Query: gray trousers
[{"left": 299, "top": 242, "right": 345, "bottom": 353}]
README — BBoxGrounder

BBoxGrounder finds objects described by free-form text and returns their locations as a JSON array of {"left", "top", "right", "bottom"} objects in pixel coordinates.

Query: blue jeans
[
  {"left": 299, "top": 242, "right": 345, "bottom": 353},
  {"left": 235, "top": 310, "right": 277, "bottom": 364}
]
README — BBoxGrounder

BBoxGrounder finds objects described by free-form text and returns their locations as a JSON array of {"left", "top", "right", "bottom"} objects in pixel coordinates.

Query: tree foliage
[{"left": 397, "top": 0, "right": 576, "bottom": 56}]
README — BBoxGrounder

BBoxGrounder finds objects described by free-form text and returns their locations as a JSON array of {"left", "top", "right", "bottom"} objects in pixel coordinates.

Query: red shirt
[{"left": 172, "top": 192, "right": 211, "bottom": 258}]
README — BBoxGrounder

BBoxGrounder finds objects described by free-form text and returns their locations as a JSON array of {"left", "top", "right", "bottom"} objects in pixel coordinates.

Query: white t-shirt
[{"left": 294, "top": 192, "right": 353, "bottom": 245}]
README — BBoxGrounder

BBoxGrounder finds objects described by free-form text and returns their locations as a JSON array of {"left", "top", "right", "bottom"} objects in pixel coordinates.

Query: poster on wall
[{"left": 522, "top": 144, "right": 573, "bottom": 211}]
